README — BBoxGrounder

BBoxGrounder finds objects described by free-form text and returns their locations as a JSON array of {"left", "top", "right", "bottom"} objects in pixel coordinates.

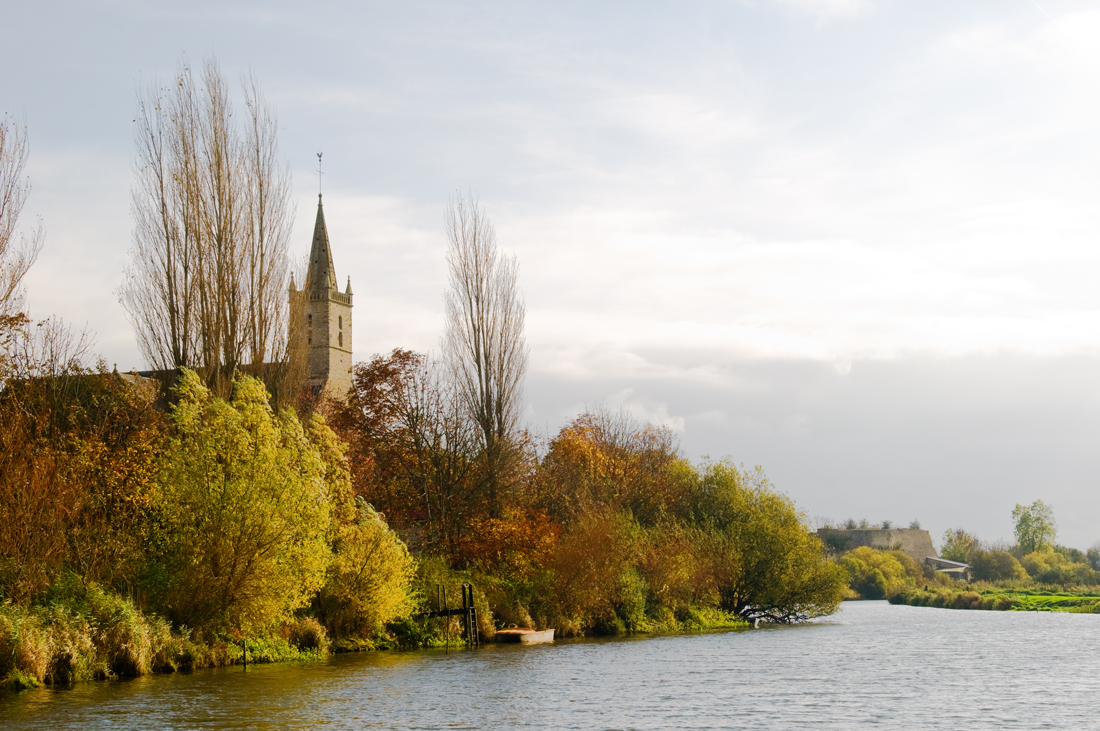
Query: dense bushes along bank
[
  {"left": 835, "top": 507, "right": 1100, "bottom": 603},
  {"left": 1, "top": 362, "right": 846, "bottom": 690},
  {"left": 0, "top": 367, "right": 414, "bottom": 690}
]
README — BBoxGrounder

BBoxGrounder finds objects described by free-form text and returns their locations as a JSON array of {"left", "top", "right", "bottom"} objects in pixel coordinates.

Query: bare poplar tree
[
  {"left": 395, "top": 352, "right": 483, "bottom": 553},
  {"left": 0, "top": 114, "right": 43, "bottom": 347},
  {"left": 442, "top": 193, "right": 528, "bottom": 512},
  {"left": 242, "top": 73, "right": 292, "bottom": 368},
  {"left": 121, "top": 56, "right": 295, "bottom": 398}
]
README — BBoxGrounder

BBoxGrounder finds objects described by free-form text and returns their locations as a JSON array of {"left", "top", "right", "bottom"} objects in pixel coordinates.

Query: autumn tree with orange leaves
[
  {"left": 329, "top": 348, "right": 495, "bottom": 558},
  {"left": 0, "top": 336, "right": 165, "bottom": 601},
  {"left": 531, "top": 407, "right": 695, "bottom": 526}
]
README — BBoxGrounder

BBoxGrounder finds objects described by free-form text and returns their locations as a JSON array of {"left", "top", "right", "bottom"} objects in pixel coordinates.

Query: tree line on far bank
[
  {"left": 834, "top": 500, "right": 1100, "bottom": 601},
  {"left": 0, "top": 60, "right": 847, "bottom": 689}
]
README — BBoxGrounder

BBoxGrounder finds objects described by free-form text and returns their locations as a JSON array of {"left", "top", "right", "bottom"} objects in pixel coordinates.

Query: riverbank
[
  {"left": 1, "top": 576, "right": 750, "bottom": 691},
  {"left": 889, "top": 586, "right": 1100, "bottom": 612},
  {"left": 0, "top": 583, "right": 328, "bottom": 691}
]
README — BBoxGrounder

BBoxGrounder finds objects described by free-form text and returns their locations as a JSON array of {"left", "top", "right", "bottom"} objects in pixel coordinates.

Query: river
[{"left": 2, "top": 601, "right": 1098, "bottom": 729}]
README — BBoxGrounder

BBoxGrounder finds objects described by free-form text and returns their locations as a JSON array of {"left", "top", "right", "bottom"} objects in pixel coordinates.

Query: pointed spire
[
  {"left": 345, "top": 276, "right": 353, "bottom": 296},
  {"left": 306, "top": 193, "right": 338, "bottom": 292}
]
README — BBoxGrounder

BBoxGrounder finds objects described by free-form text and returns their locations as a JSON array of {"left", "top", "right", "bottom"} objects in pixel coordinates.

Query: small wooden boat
[{"left": 494, "top": 625, "right": 555, "bottom": 644}]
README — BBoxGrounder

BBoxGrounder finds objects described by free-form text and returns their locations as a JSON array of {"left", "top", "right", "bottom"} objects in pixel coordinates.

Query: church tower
[{"left": 291, "top": 194, "right": 353, "bottom": 399}]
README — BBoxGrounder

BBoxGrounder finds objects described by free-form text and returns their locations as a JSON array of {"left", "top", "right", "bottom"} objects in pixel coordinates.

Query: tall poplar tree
[
  {"left": 121, "top": 56, "right": 296, "bottom": 398},
  {"left": 0, "top": 114, "right": 42, "bottom": 354},
  {"left": 442, "top": 193, "right": 529, "bottom": 515}
]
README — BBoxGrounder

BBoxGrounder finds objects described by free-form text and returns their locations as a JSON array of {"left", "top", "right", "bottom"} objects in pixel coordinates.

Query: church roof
[{"left": 306, "top": 194, "right": 338, "bottom": 291}]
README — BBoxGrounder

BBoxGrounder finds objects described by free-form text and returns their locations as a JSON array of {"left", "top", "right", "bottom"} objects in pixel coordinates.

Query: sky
[{"left": 3, "top": 0, "right": 1100, "bottom": 548}]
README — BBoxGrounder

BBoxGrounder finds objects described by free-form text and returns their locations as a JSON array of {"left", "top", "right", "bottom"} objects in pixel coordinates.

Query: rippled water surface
[{"left": 3, "top": 601, "right": 1099, "bottom": 729}]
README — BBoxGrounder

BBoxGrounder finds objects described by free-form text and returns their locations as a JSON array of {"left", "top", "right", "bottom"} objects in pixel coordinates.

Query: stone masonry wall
[{"left": 816, "top": 528, "right": 937, "bottom": 563}]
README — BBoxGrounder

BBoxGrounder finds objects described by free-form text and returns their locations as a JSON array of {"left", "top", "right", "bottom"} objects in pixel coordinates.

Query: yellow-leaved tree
[
  {"left": 313, "top": 499, "right": 417, "bottom": 639},
  {"left": 840, "top": 546, "right": 918, "bottom": 599},
  {"left": 690, "top": 461, "right": 847, "bottom": 623},
  {"left": 152, "top": 370, "right": 333, "bottom": 635}
]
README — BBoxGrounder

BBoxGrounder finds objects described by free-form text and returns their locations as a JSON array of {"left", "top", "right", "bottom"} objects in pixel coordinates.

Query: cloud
[
  {"left": 606, "top": 388, "right": 687, "bottom": 432},
  {"left": 592, "top": 93, "right": 764, "bottom": 149},
  {"left": 758, "top": 0, "right": 874, "bottom": 19}
]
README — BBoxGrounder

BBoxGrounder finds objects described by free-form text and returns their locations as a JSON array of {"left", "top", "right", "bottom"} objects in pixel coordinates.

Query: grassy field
[{"left": 889, "top": 587, "right": 1100, "bottom": 612}]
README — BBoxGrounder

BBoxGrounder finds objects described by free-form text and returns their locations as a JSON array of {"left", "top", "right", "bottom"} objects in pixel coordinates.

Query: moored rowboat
[{"left": 495, "top": 626, "right": 555, "bottom": 644}]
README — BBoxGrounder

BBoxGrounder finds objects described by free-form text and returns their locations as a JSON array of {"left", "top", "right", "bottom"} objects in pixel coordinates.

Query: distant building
[
  {"left": 290, "top": 194, "right": 353, "bottom": 400},
  {"left": 817, "top": 528, "right": 936, "bottom": 565},
  {"left": 923, "top": 555, "right": 972, "bottom": 580}
]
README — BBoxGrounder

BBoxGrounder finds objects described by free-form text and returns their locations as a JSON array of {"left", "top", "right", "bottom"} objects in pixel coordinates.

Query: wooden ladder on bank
[{"left": 425, "top": 583, "right": 480, "bottom": 648}]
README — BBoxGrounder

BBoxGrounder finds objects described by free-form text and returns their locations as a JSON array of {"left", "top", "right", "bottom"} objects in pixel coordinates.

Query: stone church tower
[{"left": 290, "top": 194, "right": 353, "bottom": 399}]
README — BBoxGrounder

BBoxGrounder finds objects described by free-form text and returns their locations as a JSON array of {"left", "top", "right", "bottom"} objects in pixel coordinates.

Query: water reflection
[{"left": 3, "top": 603, "right": 1100, "bottom": 729}]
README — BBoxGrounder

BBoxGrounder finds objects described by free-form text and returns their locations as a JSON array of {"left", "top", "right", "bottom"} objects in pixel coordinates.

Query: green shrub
[
  {"left": 618, "top": 567, "right": 648, "bottom": 632},
  {"left": 840, "top": 547, "right": 914, "bottom": 599},
  {"left": 173, "top": 636, "right": 217, "bottom": 671},
  {"left": 970, "top": 550, "right": 1028, "bottom": 582},
  {"left": 951, "top": 591, "right": 981, "bottom": 610},
  {"left": 689, "top": 462, "right": 847, "bottom": 623},
  {"left": 0, "top": 604, "right": 51, "bottom": 683},
  {"left": 86, "top": 586, "right": 168, "bottom": 676},
  {"left": 860, "top": 569, "right": 889, "bottom": 600},
  {"left": 1020, "top": 550, "right": 1099, "bottom": 587},
  {"left": 592, "top": 613, "right": 627, "bottom": 636},
  {"left": 385, "top": 614, "right": 439, "bottom": 649},
  {"left": 287, "top": 617, "right": 330, "bottom": 654},
  {"left": 3, "top": 668, "right": 41, "bottom": 690}
]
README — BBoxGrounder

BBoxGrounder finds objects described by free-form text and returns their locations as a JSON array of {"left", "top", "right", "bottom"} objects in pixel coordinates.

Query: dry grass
[
  {"left": 286, "top": 617, "right": 330, "bottom": 653},
  {"left": 0, "top": 579, "right": 327, "bottom": 689}
]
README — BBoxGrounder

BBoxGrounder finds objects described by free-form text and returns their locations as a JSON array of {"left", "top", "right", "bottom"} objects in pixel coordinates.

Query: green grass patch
[{"left": 890, "top": 586, "right": 1100, "bottom": 613}]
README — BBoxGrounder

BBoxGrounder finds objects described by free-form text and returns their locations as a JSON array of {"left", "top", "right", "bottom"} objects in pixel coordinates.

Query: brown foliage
[
  {"left": 548, "top": 509, "right": 638, "bottom": 623},
  {"left": 328, "top": 348, "right": 493, "bottom": 556},
  {"left": 453, "top": 506, "right": 560, "bottom": 579},
  {"left": 0, "top": 323, "right": 165, "bottom": 601},
  {"left": 533, "top": 408, "right": 690, "bottom": 525},
  {"left": 328, "top": 348, "right": 423, "bottom": 512},
  {"left": 637, "top": 521, "right": 710, "bottom": 613}
]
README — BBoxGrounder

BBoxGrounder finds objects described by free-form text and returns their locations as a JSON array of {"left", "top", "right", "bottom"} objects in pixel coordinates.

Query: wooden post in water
[{"left": 443, "top": 585, "right": 449, "bottom": 652}]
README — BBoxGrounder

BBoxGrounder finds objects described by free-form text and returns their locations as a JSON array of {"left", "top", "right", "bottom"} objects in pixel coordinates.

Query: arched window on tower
[
  {"left": 338, "top": 316, "right": 343, "bottom": 330},
  {"left": 338, "top": 332, "right": 343, "bottom": 347}
]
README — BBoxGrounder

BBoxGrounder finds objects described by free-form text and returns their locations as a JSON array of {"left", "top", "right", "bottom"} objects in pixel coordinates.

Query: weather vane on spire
[{"left": 317, "top": 152, "right": 323, "bottom": 195}]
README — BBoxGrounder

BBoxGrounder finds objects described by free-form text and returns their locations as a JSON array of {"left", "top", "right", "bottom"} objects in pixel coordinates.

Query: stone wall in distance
[{"left": 816, "top": 528, "right": 937, "bottom": 563}]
